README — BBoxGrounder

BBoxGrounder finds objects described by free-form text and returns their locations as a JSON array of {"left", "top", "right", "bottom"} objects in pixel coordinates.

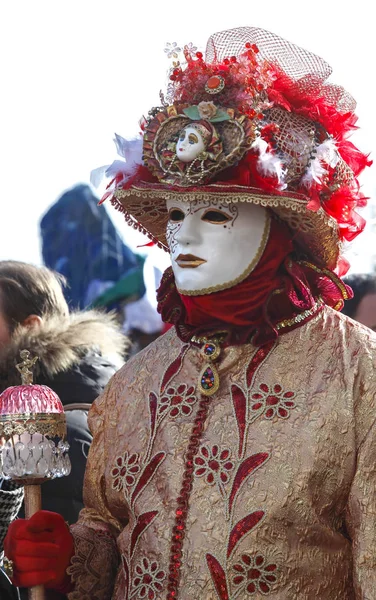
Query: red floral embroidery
[
  {"left": 227, "top": 511, "right": 265, "bottom": 559},
  {"left": 246, "top": 342, "right": 276, "bottom": 388},
  {"left": 251, "top": 383, "right": 296, "bottom": 419},
  {"left": 232, "top": 553, "right": 278, "bottom": 595},
  {"left": 159, "top": 384, "right": 197, "bottom": 418},
  {"left": 228, "top": 454, "right": 269, "bottom": 515},
  {"left": 194, "top": 445, "right": 234, "bottom": 484},
  {"left": 231, "top": 384, "right": 247, "bottom": 458},
  {"left": 131, "top": 452, "right": 165, "bottom": 507},
  {"left": 111, "top": 452, "right": 140, "bottom": 491},
  {"left": 132, "top": 557, "right": 166, "bottom": 599},
  {"left": 130, "top": 512, "right": 158, "bottom": 558},
  {"left": 160, "top": 345, "right": 189, "bottom": 394},
  {"left": 206, "top": 554, "right": 229, "bottom": 600}
]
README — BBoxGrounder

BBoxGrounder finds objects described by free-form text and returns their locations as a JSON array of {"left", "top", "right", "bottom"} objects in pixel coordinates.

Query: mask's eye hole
[
  {"left": 202, "top": 210, "right": 231, "bottom": 224},
  {"left": 168, "top": 208, "right": 185, "bottom": 222},
  {"left": 188, "top": 133, "right": 199, "bottom": 145},
  {"left": 178, "top": 132, "right": 185, "bottom": 141}
]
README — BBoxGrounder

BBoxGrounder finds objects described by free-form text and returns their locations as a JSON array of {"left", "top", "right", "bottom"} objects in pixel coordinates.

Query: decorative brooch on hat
[{"left": 93, "top": 27, "right": 371, "bottom": 272}]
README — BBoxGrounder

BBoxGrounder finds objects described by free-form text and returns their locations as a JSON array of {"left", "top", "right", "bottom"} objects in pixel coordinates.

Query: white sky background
[{"left": 1, "top": 0, "right": 375, "bottom": 273}]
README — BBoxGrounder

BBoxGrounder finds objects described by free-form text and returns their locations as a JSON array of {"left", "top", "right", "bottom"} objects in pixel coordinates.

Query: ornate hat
[{"left": 97, "top": 27, "right": 371, "bottom": 270}]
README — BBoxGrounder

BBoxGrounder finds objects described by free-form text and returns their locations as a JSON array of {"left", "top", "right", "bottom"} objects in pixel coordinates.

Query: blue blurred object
[{"left": 40, "top": 184, "right": 145, "bottom": 309}]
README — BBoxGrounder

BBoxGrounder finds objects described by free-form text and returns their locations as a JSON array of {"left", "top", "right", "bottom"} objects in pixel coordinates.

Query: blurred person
[
  {"left": 0, "top": 261, "right": 127, "bottom": 558},
  {"left": 4, "top": 26, "right": 376, "bottom": 600},
  {"left": 92, "top": 250, "right": 170, "bottom": 354},
  {"left": 342, "top": 273, "right": 376, "bottom": 330},
  {"left": 40, "top": 184, "right": 144, "bottom": 309}
]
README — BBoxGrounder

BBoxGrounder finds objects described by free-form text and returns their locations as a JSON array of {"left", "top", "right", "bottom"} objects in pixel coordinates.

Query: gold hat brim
[{"left": 113, "top": 182, "right": 340, "bottom": 269}]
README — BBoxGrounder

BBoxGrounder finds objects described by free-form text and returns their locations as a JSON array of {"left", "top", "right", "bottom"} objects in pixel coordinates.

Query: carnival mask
[
  {"left": 166, "top": 198, "right": 270, "bottom": 295},
  {"left": 176, "top": 125, "right": 208, "bottom": 163}
]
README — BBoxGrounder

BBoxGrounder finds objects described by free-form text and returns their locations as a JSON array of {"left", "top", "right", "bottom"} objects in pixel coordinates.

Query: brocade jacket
[{"left": 68, "top": 306, "right": 376, "bottom": 599}]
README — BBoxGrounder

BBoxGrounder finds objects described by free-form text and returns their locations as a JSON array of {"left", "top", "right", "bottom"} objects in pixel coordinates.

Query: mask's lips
[{"left": 176, "top": 253, "right": 207, "bottom": 268}]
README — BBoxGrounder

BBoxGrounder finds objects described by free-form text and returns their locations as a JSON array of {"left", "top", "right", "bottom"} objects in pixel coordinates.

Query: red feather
[
  {"left": 322, "top": 187, "right": 366, "bottom": 241},
  {"left": 337, "top": 139, "right": 372, "bottom": 176}
]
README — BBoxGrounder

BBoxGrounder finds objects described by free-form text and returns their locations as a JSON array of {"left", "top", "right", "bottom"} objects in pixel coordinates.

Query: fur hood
[{"left": 0, "top": 310, "right": 127, "bottom": 391}]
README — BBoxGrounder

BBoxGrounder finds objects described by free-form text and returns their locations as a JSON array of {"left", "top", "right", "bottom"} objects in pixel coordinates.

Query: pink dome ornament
[
  {"left": 0, "top": 350, "right": 71, "bottom": 482},
  {"left": 0, "top": 350, "right": 71, "bottom": 600}
]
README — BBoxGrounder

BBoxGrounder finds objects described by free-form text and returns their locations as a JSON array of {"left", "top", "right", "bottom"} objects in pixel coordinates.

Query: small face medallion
[{"left": 176, "top": 126, "right": 206, "bottom": 163}]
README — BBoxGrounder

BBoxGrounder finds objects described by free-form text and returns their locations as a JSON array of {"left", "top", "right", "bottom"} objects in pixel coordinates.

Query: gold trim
[
  {"left": 115, "top": 186, "right": 309, "bottom": 211},
  {"left": 191, "top": 331, "right": 228, "bottom": 345},
  {"left": 113, "top": 185, "right": 340, "bottom": 270},
  {"left": 176, "top": 212, "right": 271, "bottom": 295},
  {"left": 297, "top": 260, "right": 350, "bottom": 300},
  {"left": 275, "top": 297, "right": 324, "bottom": 330},
  {"left": 0, "top": 412, "right": 66, "bottom": 439}
]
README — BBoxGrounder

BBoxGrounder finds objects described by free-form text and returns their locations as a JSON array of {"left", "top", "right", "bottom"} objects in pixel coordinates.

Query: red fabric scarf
[{"left": 157, "top": 218, "right": 351, "bottom": 346}]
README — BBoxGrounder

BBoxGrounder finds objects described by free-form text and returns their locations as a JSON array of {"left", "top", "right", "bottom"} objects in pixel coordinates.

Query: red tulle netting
[
  {"left": 163, "top": 27, "right": 371, "bottom": 244},
  {"left": 204, "top": 26, "right": 355, "bottom": 111}
]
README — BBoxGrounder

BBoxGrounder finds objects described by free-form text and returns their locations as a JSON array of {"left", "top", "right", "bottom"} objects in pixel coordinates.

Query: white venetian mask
[
  {"left": 176, "top": 126, "right": 207, "bottom": 163},
  {"left": 166, "top": 198, "right": 270, "bottom": 295}
]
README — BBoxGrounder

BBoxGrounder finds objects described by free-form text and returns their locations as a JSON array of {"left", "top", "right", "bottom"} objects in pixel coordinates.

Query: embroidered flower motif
[
  {"left": 132, "top": 557, "right": 166, "bottom": 599},
  {"left": 250, "top": 383, "right": 296, "bottom": 419},
  {"left": 232, "top": 553, "right": 278, "bottom": 595},
  {"left": 194, "top": 444, "right": 234, "bottom": 484},
  {"left": 164, "top": 42, "right": 181, "bottom": 59},
  {"left": 111, "top": 451, "right": 140, "bottom": 491},
  {"left": 198, "top": 101, "right": 218, "bottom": 120},
  {"left": 159, "top": 384, "right": 197, "bottom": 418}
]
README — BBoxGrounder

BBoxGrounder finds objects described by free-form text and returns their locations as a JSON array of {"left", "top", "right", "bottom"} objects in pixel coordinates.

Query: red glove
[{"left": 4, "top": 510, "right": 74, "bottom": 591}]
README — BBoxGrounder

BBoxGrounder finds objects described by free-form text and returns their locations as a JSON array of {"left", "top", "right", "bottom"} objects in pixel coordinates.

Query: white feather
[
  {"left": 301, "top": 139, "right": 339, "bottom": 188},
  {"left": 316, "top": 138, "right": 339, "bottom": 168},
  {"left": 90, "top": 165, "right": 109, "bottom": 188},
  {"left": 106, "top": 135, "right": 143, "bottom": 179},
  {"left": 90, "top": 135, "right": 143, "bottom": 188},
  {"left": 301, "top": 157, "right": 328, "bottom": 187},
  {"left": 114, "top": 134, "right": 143, "bottom": 165},
  {"left": 251, "top": 137, "right": 287, "bottom": 189}
]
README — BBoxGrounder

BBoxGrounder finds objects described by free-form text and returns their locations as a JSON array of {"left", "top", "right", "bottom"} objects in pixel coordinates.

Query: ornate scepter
[{"left": 0, "top": 350, "right": 71, "bottom": 600}]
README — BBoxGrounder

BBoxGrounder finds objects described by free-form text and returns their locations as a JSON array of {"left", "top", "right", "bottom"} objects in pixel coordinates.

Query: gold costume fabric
[{"left": 68, "top": 307, "right": 376, "bottom": 599}]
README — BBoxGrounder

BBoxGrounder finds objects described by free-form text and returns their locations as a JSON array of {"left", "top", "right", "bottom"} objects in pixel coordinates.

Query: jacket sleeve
[
  {"left": 0, "top": 480, "right": 24, "bottom": 559},
  {"left": 67, "top": 376, "right": 125, "bottom": 600},
  {"left": 345, "top": 342, "right": 376, "bottom": 598}
]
